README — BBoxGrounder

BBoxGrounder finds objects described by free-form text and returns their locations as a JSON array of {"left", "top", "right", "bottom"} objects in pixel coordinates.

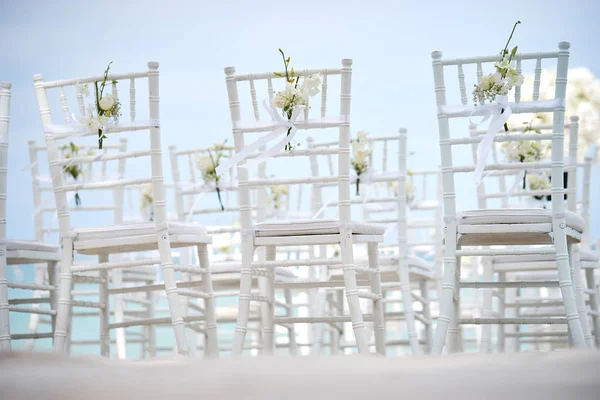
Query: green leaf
[
  {"left": 290, "top": 67, "right": 294, "bottom": 76},
  {"left": 273, "top": 72, "right": 283, "bottom": 77},
  {"left": 286, "top": 57, "right": 290, "bottom": 64},
  {"left": 510, "top": 45, "right": 518, "bottom": 59}
]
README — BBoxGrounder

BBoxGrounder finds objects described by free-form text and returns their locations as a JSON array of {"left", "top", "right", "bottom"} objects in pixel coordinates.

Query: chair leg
[
  {"left": 447, "top": 254, "right": 461, "bottom": 354},
  {"left": 111, "top": 268, "right": 126, "bottom": 360},
  {"left": 197, "top": 244, "right": 219, "bottom": 358},
  {"left": 0, "top": 244, "right": 10, "bottom": 352},
  {"left": 47, "top": 261, "right": 59, "bottom": 339},
  {"left": 556, "top": 239, "right": 586, "bottom": 348},
  {"left": 570, "top": 245, "right": 595, "bottom": 348},
  {"left": 147, "top": 289, "right": 156, "bottom": 358},
  {"left": 53, "top": 238, "right": 73, "bottom": 353},
  {"left": 480, "top": 258, "right": 493, "bottom": 353},
  {"left": 497, "top": 272, "right": 507, "bottom": 353},
  {"left": 260, "top": 246, "right": 276, "bottom": 355},
  {"left": 432, "top": 225, "right": 458, "bottom": 355},
  {"left": 284, "top": 288, "right": 297, "bottom": 355},
  {"left": 24, "top": 264, "right": 47, "bottom": 352},
  {"left": 340, "top": 235, "right": 368, "bottom": 354},
  {"left": 157, "top": 233, "right": 189, "bottom": 356},
  {"left": 585, "top": 267, "right": 600, "bottom": 347},
  {"left": 419, "top": 280, "right": 432, "bottom": 353},
  {"left": 367, "top": 243, "right": 386, "bottom": 356},
  {"left": 233, "top": 239, "right": 256, "bottom": 355},
  {"left": 99, "top": 254, "right": 110, "bottom": 357}
]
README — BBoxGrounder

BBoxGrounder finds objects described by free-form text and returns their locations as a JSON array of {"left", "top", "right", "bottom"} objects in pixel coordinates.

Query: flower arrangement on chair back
[
  {"left": 195, "top": 140, "right": 229, "bottom": 211},
  {"left": 140, "top": 184, "right": 154, "bottom": 221},
  {"left": 351, "top": 130, "right": 371, "bottom": 195},
  {"left": 61, "top": 141, "right": 92, "bottom": 206},
  {"left": 473, "top": 21, "right": 524, "bottom": 132},
  {"left": 268, "top": 184, "right": 289, "bottom": 213},
  {"left": 388, "top": 170, "right": 415, "bottom": 205},
  {"left": 77, "top": 62, "right": 122, "bottom": 149},
  {"left": 273, "top": 49, "right": 321, "bottom": 151}
]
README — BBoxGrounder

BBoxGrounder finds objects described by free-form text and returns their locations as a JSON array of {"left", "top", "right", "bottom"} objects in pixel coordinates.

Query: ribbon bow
[
  {"left": 215, "top": 100, "right": 304, "bottom": 176},
  {"left": 472, "top": 95, "right": 513, "bottom": 186}
]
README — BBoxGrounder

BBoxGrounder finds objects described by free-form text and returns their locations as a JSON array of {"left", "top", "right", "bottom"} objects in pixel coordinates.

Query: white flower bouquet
[
  {"left": 273, "top": 49, "right": 321, "bottom": 151},
  {"left": 61, "top": 142, "right": 91, "bottom": 206},
  {"left": 196, "top": 141, "right": 229, "bottom": 211},
  {"left": 527, "top": 172, "right": 551, "bottom": 196},
  {"left": 78, "top": 62, "right": 122, "bottom": 149},
  {"left": 140, "top": 184, "right": 154, "bottom": 221},
  {"left": 473, "top": 21, "right": 524, "bottom": 132},
  {"left": 388, "top": 170, "right": 415, "bottom": 204},
  {"left": 268, "top": 184, "right": 289, "bottom": 210},
  {"left": 351, "top": 130, "right": 372, "bottom": 195}
]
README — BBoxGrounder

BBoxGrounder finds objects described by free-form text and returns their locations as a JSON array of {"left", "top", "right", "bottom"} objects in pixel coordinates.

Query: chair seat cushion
[
  {"left": 457, "top": 209, "right": 585, "bottom": 233},
  {"left": 493, "top": 250, "right": 599, "bottom": 264},
  {"left": 73, "top": 222, "right": 208, "bottom": 241},
  {"left": 254, "top": 219, "right": 386, "bottom": 237},
  {"left": 210, "top": 262, "right": 296, "bottom": 278},
  {"left": 6, "top": 240, "right": 59, "bottom": 253}
]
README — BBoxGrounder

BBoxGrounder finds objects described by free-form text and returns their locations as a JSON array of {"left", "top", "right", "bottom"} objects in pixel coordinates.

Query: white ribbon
[
  {"left": 438, "top": 97, "right": 566, "bottom": 187},
  {"left": 471, "top": 95, "right": 513, "bottom": 186},
  {"left": 215, "top": 100, "right": 304, "bottom": 176},
  {"left": 43, "top": 119, "right": 160, "bottom": 140}
]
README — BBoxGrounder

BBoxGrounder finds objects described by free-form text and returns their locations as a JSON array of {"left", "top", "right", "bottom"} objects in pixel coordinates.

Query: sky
[{"left": 1, "top": 0, "right": 599, "bottom": 241}]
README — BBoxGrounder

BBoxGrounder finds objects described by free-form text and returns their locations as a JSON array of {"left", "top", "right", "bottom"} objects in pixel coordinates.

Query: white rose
[
  {"left": 273, "top": 92, "right": 287, "bottom": 108},
  {"left": 196, "top": 155, "right": 215, "bottom": 174},
  {"left": 99, "top": 94, "right": 115, "bottom": 111}
]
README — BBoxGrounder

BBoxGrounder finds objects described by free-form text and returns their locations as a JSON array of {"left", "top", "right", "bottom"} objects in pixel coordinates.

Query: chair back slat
[{"left": 33, "top": 63, "right": 166, "bottom": 237}]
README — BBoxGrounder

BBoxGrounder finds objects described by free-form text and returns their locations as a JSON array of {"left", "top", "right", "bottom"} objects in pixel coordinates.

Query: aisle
[{"left": 2, "top": 351, "right": 599, "bottom": 399}]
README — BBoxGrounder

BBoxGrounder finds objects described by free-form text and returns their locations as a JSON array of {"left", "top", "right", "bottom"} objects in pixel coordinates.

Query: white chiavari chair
[
  {"left": 169, "top": 143, "right": 300, "bottom": 355},
  {"left": 0, "top": 82, "right": 61, "bottom": 352},
  {"left": 33, "top": 62, "right": 218, "bottom": 357},
  {"left": 223, "top": 59, "right": 386, "bottom": 356},
  {"left": 23, "top": 138, "right": 132, "bottom": 352},
  {"left": 310, "top": 130, "right": 440, "bottom": 355},
  {"left": 431, "top": 42, "right": 589, "bottom": 354}
]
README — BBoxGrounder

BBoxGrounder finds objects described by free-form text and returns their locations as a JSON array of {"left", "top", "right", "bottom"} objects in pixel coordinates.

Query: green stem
[
  {"left": 502, "top": 21, "right": 521, "bottom": 58},
  {"left": 356, "top": 178, "right": 360, "bottom": 196},
  {"left": 278, "top": 49, "right": 289, "bottom": 82},
  {"left": 75, "top": 192, "right": 81, "bottom": 206},
  {"left": 216, "top": 186, "right": 224, "bottom": 211}
]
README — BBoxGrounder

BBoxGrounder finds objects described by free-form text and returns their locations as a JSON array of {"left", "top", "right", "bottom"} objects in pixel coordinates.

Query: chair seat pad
[
  {"left": 210, "top": 262, "right": 296, "bottom": 278},
  {"left": 457, "top": 209, "right": 585, "bottom": 233},
  {"left": 73, "top": 222, "right": 208, "bottom": 241},
  {"left": 493, "top": 250, "right": 599, "bottom": 264},
  {"left": 254, "top": 218, "right": 386, "bottom": 237},
  {"left": 6, "top": 240, "right": 59, "bottom": 253}
]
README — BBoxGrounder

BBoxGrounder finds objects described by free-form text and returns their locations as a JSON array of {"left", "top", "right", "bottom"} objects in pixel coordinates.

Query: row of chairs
[{"left": 1, "top": 40, "right": 599, "bottom": 358}]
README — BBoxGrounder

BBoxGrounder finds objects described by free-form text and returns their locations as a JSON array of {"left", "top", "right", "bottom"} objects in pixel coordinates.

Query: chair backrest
[
  {"left": 432, "top": 42, "right": 571, "bottom": 225},
  {"left": 28, "top": 138, "right": 129, "bottom": 242},
  {"left": 469, "top": 117, "right": 579, "bottom": 211},
  {"left": 223, "top": 59, "right": 353, "bottom": 232},
  {"left": 169, "top": 143, "right": 240, "bottom": 230},
  {"left": 33, "top": 62, "right": 169, "bottom": 240},
  {"left": 578, "top": 156, "right": 594, "bottom": 250}
]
